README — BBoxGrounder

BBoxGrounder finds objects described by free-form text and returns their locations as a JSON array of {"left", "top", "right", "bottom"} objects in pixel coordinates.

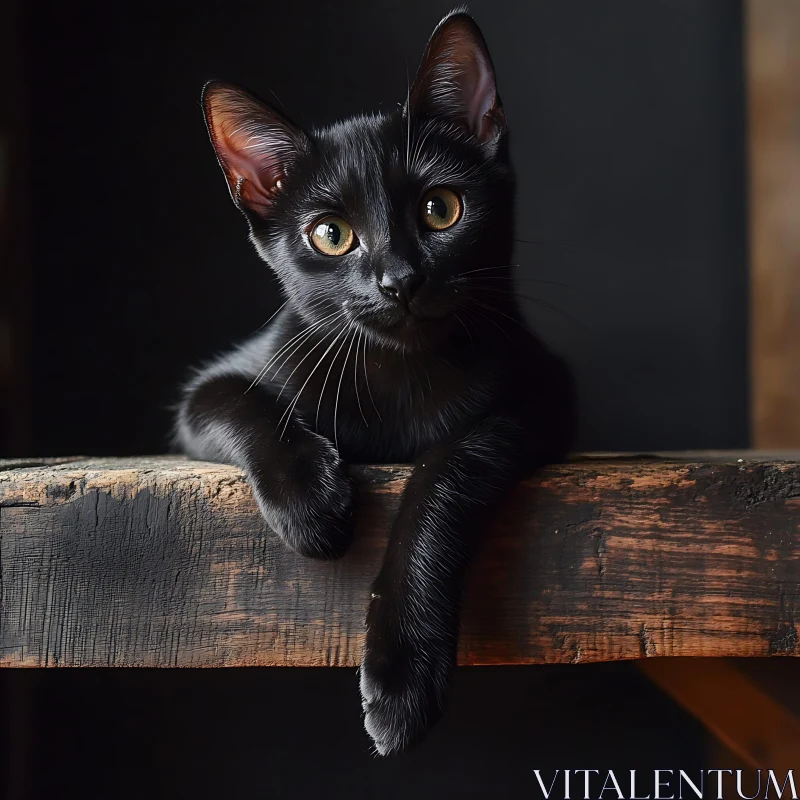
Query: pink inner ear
[
  {"left": 410, "top": 15, "right": 505, "bottom": 145},
  {"left": 217, "top": 131, "right": 284, "bottom": 214},
  {"left": 464, "top": 52, "right": 497, "bottom": 140},
  {"left": 203, "top": 83, "right": 300, "bottom": 216}
]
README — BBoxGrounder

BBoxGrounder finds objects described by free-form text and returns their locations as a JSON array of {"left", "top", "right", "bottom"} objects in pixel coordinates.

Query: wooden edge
[
  {"left": 0, "top": 456, "right": 87, "bottom": 472},
  {"left": 2, "top": 450, "right": 800, "bottom": 474}
]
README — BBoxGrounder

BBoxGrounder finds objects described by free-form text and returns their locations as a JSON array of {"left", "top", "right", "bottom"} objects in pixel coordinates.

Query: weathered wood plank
[{"left": 0, "top": 455, "right": 799, "bottom": 667}]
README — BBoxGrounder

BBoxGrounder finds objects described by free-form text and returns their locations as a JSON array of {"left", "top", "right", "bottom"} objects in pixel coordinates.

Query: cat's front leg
[
  {"left": 359, "top": 416, "right": 528, "bottom": 755},
  {"left": 178, "top": 373, "right": 353, "bottom": 559}
]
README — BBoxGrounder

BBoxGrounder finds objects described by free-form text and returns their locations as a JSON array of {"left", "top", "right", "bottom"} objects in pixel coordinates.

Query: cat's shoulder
[{"left": 183, "top": 308, "right": 294, "bottom": 388}]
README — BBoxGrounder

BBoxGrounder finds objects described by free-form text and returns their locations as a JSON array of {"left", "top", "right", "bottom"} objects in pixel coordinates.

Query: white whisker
[
  {"left": 354, "top": 328, "right": 369, "bottom": 427},
  {"left": 405, "top": 67, "right": 412, "bottom": 173},
  {"left": 275, "top": 315, "right": 345, "bottom": 400},
  {"left": 255, "top": 299, "right": 287, "bottom": 331},
  {"left": 362, "top": 333, "right": 382, "bottom": 422},
  {"left": 246, "top": 308, "right": 341, "bottom": 393},
  {"left": 271, "top": 311, "right": 344, "bottom": 383},
  {"left": 464, "top": 299, "right": 522, "bottom": 344},
  {"left": 276, "top": 320, "right": 350, "bottom": 440},
  {"left": 333, "top": 327, "right": 359, "bottom": 450},
  {"left": 457, "top": 265, "right": 515, "bottom": 278},
  {"left": 452, "top": 311, "right": 475, "bottom": 355},
  {"left": 315, "top": 322, "right": 354, "bottom": 432}
]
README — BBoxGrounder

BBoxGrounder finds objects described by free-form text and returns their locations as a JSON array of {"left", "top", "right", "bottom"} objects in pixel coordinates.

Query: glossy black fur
[{"left": 177, "top": 11, "right": 575, "bottom": 755}]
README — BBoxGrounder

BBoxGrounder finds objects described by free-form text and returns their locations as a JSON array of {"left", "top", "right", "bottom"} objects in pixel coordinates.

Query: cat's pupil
[
  {"left": 325, "top": 223, "right": 341, "bottom": 245},
  {"left": 426, "top": 196, "right": 446, "bottom": 219}
]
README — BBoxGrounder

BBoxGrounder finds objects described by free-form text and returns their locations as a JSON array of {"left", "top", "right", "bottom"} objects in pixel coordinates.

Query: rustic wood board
[{"left": 0, "top": 455, "right": 799, "bottom": 668}]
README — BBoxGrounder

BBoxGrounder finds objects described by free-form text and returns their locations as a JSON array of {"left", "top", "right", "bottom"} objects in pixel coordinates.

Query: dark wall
[
  {"left": 18, "top": 0, "right": 747, "bottom": 456},
  {"left": 4, "top": 2, "right": 748, "bottom": 790}
]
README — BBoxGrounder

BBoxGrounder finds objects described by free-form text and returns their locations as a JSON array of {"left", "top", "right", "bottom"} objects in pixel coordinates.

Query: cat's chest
[{"left": 280, "top": 345, "right": 496, "bottom": 461}]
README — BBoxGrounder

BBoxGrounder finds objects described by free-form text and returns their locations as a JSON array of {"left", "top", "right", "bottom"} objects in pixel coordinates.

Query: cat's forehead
[
  {"left": 312, "top": 114, "right": 399, "bottom": 177},
  {"left": 308, "top": 112, "right": 485, "bottom": 200}
]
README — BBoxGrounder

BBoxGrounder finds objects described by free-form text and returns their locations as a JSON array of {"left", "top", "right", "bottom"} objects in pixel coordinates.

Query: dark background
[
  {"left": 5, "top": 665, "right": 707, "bottom": 799},
  {"left": 5, "top": 0, "right": 747, "bottom": 456},
  {"left": 2, "top": 0, "right": 749, "bottom": 795}
]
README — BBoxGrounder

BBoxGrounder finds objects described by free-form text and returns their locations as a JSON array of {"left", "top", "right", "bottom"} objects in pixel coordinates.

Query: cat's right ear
[
  {"left": 409, "top": 12, "right": 506, "bottom": 145},
  {"left": 202, "top": 81, "right": 310, "bottom": 217}
]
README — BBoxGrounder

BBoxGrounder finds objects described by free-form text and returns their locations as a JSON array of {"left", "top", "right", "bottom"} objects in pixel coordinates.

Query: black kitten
[{"left": 177, "top": 10, "right": 574, "bottom": 755}]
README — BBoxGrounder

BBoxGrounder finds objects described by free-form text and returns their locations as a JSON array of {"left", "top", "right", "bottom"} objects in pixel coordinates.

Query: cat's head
[{"left": 203, "top": 11, "right": 514, "bottom": 351}]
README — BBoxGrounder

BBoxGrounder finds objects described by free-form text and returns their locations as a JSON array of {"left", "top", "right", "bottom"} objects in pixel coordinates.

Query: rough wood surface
[{"left": 1, "top": 455, "right": 799, "bottom": 668}]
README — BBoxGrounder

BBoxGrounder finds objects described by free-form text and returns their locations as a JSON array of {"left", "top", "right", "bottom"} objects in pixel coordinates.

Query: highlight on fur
[{"left": 178, "top": 9, "right": 575, "bottom": 756}]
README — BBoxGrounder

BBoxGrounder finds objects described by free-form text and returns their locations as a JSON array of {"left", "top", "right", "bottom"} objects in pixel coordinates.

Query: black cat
[{"left": 177, "top": 10, "right": 575, "bottom": 755}]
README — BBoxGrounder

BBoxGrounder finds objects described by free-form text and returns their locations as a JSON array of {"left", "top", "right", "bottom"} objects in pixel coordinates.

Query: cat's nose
[{"left": 378, "top": 271, "right": 426, "bottom": 307}]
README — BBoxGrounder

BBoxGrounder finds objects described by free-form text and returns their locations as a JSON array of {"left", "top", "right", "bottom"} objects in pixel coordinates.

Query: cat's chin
[{"left": 360, "top": 312, "right": 455, "bottom": 352}]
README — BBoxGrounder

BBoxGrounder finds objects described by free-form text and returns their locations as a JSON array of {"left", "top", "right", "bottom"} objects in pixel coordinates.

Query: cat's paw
[
  {"left": 249, "top": 434, "right": 354, "bottom": 559},
  {"left": 359, "top": 620, "right": 454, "bottom": 756}
]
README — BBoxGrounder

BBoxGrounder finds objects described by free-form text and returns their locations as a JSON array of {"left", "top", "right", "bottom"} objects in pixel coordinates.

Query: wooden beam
[
  {"left": 1, "top": 454, "right": 799, "bottom": 668},
  {"left": 747, "top": 0, "right": 800, "bottom": 447}
]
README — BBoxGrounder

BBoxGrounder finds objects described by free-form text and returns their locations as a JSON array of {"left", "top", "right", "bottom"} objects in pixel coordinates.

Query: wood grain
[
  {"left": 747, "top": 0, "right": 800, "bottom": 447},
  {"left": 1, "top": 455, "right": 799, "bottom": 668}
]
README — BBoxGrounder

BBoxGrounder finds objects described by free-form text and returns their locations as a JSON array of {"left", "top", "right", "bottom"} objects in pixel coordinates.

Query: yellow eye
[
  {"left": 421, "top": 188, "right": 462, "bottom": 231},
  {"left": 309, "top": 216, "right": 356, "bottom": 256}
]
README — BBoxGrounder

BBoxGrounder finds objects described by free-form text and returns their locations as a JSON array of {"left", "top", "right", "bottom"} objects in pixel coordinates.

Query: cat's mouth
[
  {"left": 357, "top": 300, "right": 448, "bottom": 327},
  {"left": 349, "top": 300, "right": 457, "bottom": 350}
]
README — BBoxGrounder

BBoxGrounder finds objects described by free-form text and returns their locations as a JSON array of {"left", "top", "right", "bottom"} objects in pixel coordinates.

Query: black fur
[{"left": 177, "top": 10, "right": 575, "bottom": 755}]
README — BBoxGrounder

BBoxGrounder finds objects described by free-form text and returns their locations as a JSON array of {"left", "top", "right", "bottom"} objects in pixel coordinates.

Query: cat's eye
[
  {"left": 421, "top": 188, "right": 462, "bottom": 231},
  {"left": 309, "top": 216, "right": 356, "bottom": 256}
]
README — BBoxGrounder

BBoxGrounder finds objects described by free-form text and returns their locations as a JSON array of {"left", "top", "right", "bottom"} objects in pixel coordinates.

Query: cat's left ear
[
  {"left": 409, "top": 11, "right": 506, "bottom": 144},
  {"left": 202, "top": 81, "right": 310, "bottom": 217}
]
